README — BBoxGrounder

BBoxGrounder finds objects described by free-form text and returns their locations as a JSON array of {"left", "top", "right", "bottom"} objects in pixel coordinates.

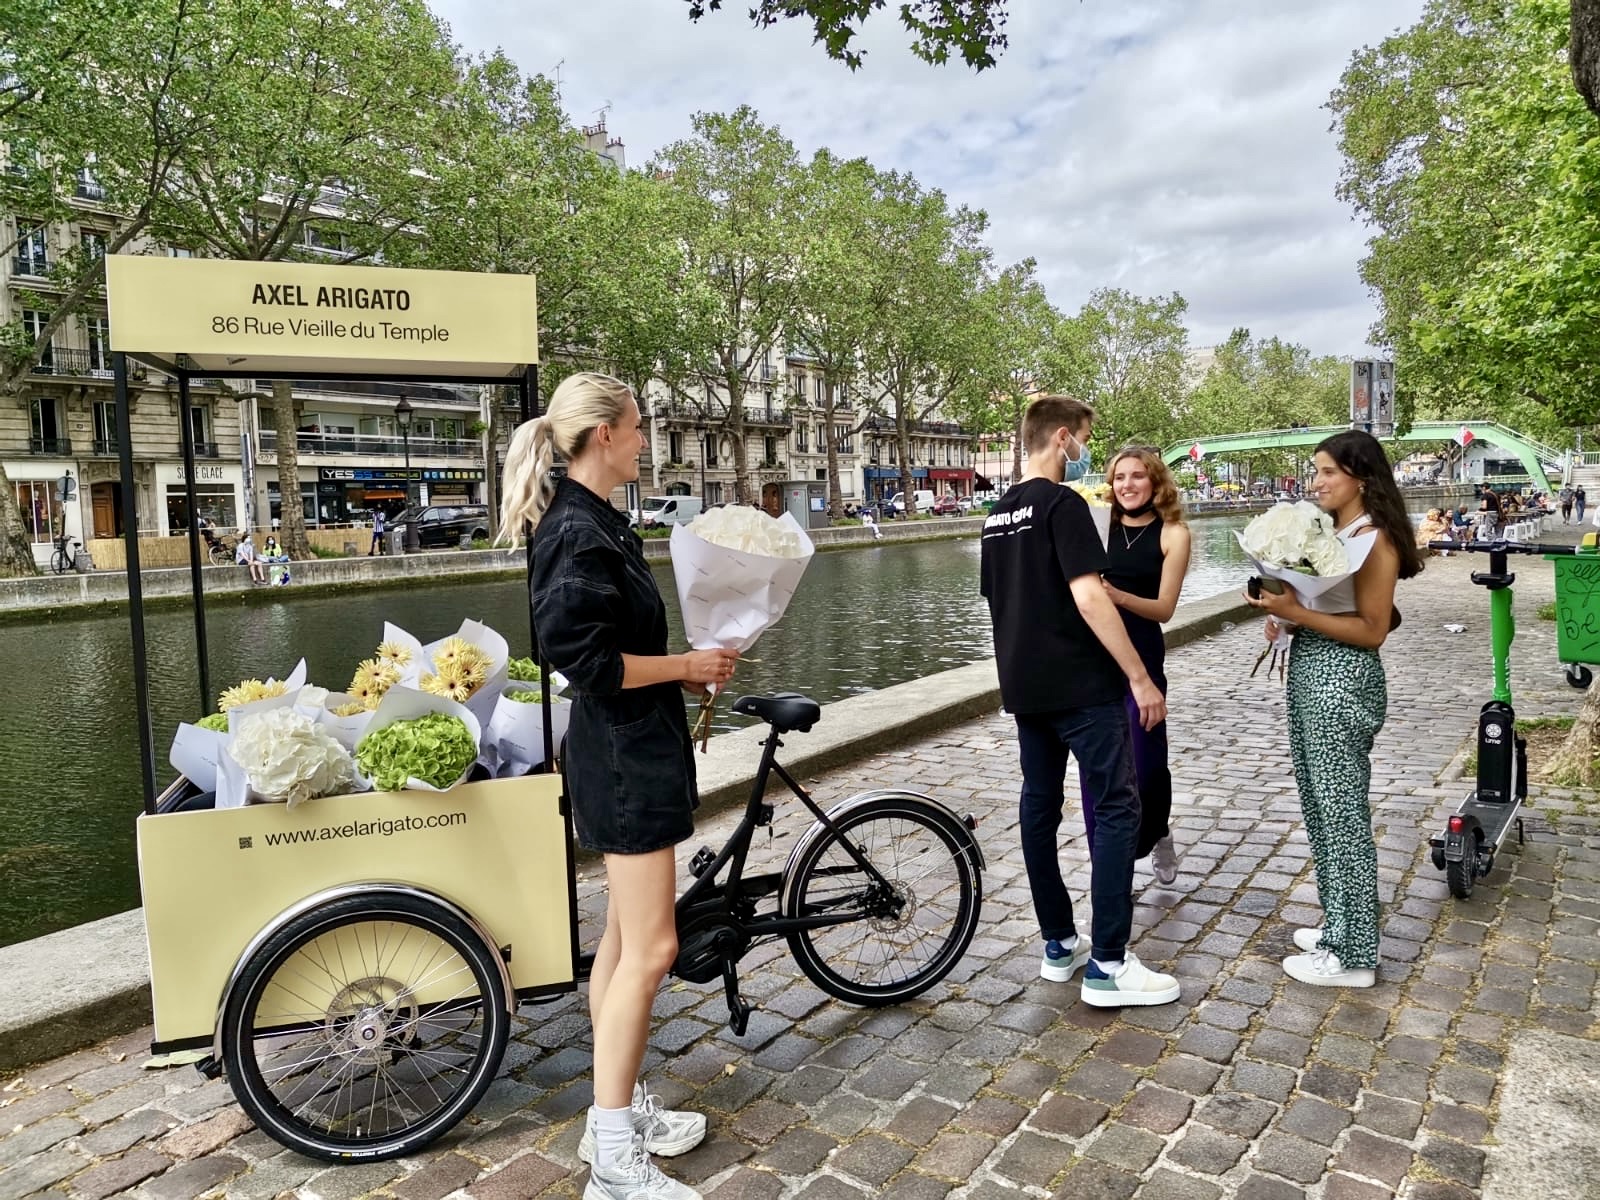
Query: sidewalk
[{"left": 1, "top": 554, "right": 1595, "bottom": 1199}]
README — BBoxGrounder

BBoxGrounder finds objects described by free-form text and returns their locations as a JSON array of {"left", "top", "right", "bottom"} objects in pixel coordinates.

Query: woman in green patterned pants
[{"left": 1245, "top": 431, "right": 1424, "bottom": 988}]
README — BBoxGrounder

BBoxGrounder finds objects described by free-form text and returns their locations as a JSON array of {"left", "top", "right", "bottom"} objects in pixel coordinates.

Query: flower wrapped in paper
[
  {"left": 168, "top": 659, "right": 308, "bottom": 791},
  {"left": 1067, "top": 480, "right": 1113, "bottom": 547},
  {"left": 484, "top": 680, "right": 571, "bottom": 775},
  {"left": 379, "top": 619, "right": 509, "bottom": 727},
  {"left": 669, "top": 507, "right": 815, "bottom": 748},
  {"left": 355, "top": 686, "right": 483, "bottom": 793},
  {"left": 1235, "top": 501, "right": 1373, "bottom": 614}
]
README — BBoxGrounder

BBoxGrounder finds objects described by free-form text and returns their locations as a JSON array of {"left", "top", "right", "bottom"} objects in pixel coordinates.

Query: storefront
[
  {"left": 862, "top": 465, "right": 928, "bottom": 504},
  {"left": 287, "top": 466, "right": 486, "bottom": 526},
  {"left": 418, "top": 466, "right": 484, "bottom": 505},
  {"left": 5, "top": 458, "right": 82, "bottom": 568},
  {"left": 929, "top": 467, "right": 974, "bottom": 498},
  {"left": 156, "top": 461, "right": 244, "bottom": 536}
]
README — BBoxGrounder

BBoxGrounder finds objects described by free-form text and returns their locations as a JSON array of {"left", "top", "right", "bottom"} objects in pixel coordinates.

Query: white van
[
  {"left": 888, "top": 489, "right": 937, "bottom": 515},
  {"left": 638, "top": 495, "right": 703, "bottom": 528}
]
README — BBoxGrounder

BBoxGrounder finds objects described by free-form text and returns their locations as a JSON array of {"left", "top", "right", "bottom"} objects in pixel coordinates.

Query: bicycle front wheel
[
  {"left": 50, "top": 549, "right": 68, "bottom": 574},
  {"left": 782, "top": 794, "right": 981, "bottom": 1006},
  {"left": 220, "top": 892, "right": 509, "bottom": 1161}
]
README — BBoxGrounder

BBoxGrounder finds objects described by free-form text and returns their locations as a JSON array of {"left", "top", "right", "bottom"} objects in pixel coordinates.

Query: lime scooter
[{"left": 1426, "top": 537, "right": 1580, "bottom": 898}]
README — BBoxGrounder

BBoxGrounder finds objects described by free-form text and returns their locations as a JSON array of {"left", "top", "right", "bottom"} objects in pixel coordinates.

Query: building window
[
  {"left": 166, "top": 245, "right": 195, "bottom": 258},
  {"left": 815, "top": 468, "right": 827, "bottom": 482},
  {"left": 188, "top": 404, "right": 211, "bottom": 451},
  {"left": 703, "top": 433, "right": 717, "bottom": 467},
  {"left": 814, "top": 377, "right": 824, "bottom": 403},
  {"left": 81, "top": 230, "right": 106, "bottom": 261},
  {"left": 85, "top": 315, "right": 111, "bottom": 375},
  {"left": 166, "top": 484, "right": 236, "bottom": 533},
  {"left": 706, "top": 481, "right": 723, "bottom": 505},
  {"left": 764, "top": 435, "right": 778, "bottom": 466},
  {"left": 21, "top": 309, "right": 52, "bottom": 369},
  {"left": 12, "top": 480, "right": 56, "bottom": 542},
  {"left": 668, "top": 431, "right": 683, "bottom": 464},
  {"left": 796, "top": 424, "right": 808, "bottom": 452},
  {"left": 93, "top": 401, "right": 118, "bottom": 454},
  {"left": 74, "top": 163, "right": 104, "bottom": 201},
  {"left": 836, "top": 424, "right": 853, "bottom": 453},
  {"left": 29, "top": 397, "right": 65, "bottom": 453},
  {"left": 15, "top": 224, "right": 48, "bottom": 275}
]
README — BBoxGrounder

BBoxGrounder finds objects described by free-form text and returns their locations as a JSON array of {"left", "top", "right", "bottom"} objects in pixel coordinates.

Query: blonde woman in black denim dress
[{"left": 502, "top": 372, "right": 739, "bottom": 1200}]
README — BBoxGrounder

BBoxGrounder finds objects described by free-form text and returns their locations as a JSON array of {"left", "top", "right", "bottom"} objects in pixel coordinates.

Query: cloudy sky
[{"left": 428, "top": 1, "right": 1423, "bottom": 359}]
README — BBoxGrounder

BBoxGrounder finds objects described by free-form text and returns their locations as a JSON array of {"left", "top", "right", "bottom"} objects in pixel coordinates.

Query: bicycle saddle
[{"left": 732, "top": 692, "right": 821, "bottom": 733}]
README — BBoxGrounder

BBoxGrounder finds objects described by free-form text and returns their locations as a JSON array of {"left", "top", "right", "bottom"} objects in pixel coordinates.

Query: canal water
[{"left": 1, "top": 517, "right": 1257, "bottom": 946}]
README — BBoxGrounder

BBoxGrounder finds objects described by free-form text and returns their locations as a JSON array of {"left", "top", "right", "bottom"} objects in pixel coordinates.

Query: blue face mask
[{"left": 1062, "top": 438, "right": 1091, "bottom": 482}]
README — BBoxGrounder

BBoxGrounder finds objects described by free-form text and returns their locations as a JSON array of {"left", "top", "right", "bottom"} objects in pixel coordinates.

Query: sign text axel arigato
[{"left": 208, "top": 283, "right": 449, "bottom": 344}]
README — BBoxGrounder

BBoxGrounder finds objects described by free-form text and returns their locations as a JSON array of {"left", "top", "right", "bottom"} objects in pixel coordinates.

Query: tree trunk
[
  {"left": 1011, "top": 402, "right": 1025, "bottom": 485},
  {"left": 272, "top": 381, "right": 312, "bottom": 559},
  {"left": 1574, "top": 0, "right": 1600, "bottom": 119},
  {"left": 898, "top": 415, "right": 916, "bottom": 516},
  {"left": 1539, "top": 680, "right": 1600, "bottom": 785},
  {"left": 727, "top": 379, "right": 751, "bottom": 505},
  {"left": 481, "top": 387, "right": 500, "bottom": 540},
  {"left": 0, "top": 463, "right": 41, "bottom": 577},
  {"left": 824, "top": 376, "right": 842, "bottom": 520}
]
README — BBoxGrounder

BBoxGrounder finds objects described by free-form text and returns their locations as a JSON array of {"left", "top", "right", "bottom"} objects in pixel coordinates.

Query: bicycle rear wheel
[
  {"left": 782, "top": 793, "right": 980, "bottom": 1006},
  {"left": 220, "top": 891, "right": 508, "bottom": 1161},
  {"left": 50, "top": 548, "right": 69, "bottom": 574}
]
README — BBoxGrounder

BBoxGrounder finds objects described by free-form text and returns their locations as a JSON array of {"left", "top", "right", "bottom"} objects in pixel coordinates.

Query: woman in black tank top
[{"left": 1077, "top": 448, "right": 1191, "bottom": 885}]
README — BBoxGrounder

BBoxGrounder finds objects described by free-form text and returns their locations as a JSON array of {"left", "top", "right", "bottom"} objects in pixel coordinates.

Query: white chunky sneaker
[
  {"left": 1283, "top": 948, "right": 1375, "bottom": 989},
  {"left": 1040, "top": 938, "right": 1091, "bottom": 982},
  {"left": 1292, "top": 927, "right": 1324, "bottom": 953},
  {"left": 580, "top": 1083, "right": 707, "bottom": 1164},
  {"left": 1150, "top": 836, "right": 1180, "bottom": 886},
  {"left": 583, "top": 1139, "right": 702, "bottom": 1200},
  {"left": 1081, "top": 952, "right": 1182, "bottom": 1008}
]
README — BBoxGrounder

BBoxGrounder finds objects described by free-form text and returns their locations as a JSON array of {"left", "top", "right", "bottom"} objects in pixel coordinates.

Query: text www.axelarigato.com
[{"left": 251, "top": 812, "right": 467, "bottom": 849}]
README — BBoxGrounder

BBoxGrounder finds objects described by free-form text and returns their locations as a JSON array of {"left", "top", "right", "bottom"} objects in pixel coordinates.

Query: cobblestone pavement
[{"left": 3, "top": 554, "right": 1598, "bottom": 1200}]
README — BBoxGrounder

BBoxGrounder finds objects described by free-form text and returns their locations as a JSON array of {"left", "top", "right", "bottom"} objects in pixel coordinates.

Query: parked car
[
  {"left": 956, "top": 496, "right": 976, "bottom": 514},
  {"left": 392, "top": 504, "right": 490, "bottom": 549},
  {"left": 635, "top": 495, "right": 704, "bottom": 529},
  {"left": 930, "top": 494, "right": 962, "bottom": 516},
  {"left": 887, "top": 489, "right": 937, "bottom": 516}
]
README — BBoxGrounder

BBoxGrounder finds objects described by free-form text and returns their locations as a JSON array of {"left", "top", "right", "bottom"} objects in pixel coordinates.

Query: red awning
[{"left": 928, "top": 468, "right": 973, "bottom": 481}]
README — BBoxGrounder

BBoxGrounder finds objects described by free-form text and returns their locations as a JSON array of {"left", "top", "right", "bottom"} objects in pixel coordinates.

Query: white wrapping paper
[
  {"left": 215, "top": 687, "right": 314, "bottom": 809},
  {"left": 1235, "top": 529, "right": 1376, "bottom": 614},
  {"left": 486, "top": 686, "right": 572, "bottom": 775},
  {"left": 669, "top": 514, "right": 815, "bottom": 653},
  {"left": 168, "top": 659, "right": 309, "bottom": 792},
  {"left": 315, "top": 691, "right": 376, "bottom": 750},
  {"left": 384, "top": 619, "right": 509, "bottom": 728}
]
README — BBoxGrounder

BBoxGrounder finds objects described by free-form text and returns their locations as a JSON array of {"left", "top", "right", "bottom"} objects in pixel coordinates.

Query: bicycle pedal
[
  {"left": 728, "top": 1000, "right": 752, "bottom": 1037},
  {"left": 689, "top": 846, "right": 716, "bottom": 878}
]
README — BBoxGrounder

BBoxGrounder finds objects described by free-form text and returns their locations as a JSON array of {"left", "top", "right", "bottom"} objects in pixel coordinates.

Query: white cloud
[{"left": 429, "top": 0, "right": 1423, "bottom": 357}]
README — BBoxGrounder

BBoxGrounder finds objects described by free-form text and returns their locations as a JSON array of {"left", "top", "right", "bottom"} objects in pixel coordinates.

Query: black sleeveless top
[{"left": 1105, "top": 516, "right": 1167, "bottom": 689}]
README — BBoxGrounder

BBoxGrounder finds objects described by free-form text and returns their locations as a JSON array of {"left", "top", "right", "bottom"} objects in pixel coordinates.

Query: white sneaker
[
  {"left": 1150, "top": 836, "right": 1180, "bottom": 885},
  {"left": 584, "top": 1139, "right": 702, "bottom": 1200},
  {"left": 1040, "top": 938, "right": 1090, "bottom": 982},
  {"left": 1283, "top": 948, "right": 1375, "bottom": 989},
  {"left": 1081, "top": 951, "right": 1182, "bottom": 1008},
  {"left": 1292, "top": 927, "right": 1324, "bottom": 953},
  {"left": 579, "top": 1083, "right": 707, "bottom": 1163}
]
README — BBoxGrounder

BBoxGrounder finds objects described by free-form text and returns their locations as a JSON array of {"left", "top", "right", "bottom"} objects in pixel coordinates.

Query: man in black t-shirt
[{"left": 980, "top": 395, "right": 1180, "bottom": 1009}]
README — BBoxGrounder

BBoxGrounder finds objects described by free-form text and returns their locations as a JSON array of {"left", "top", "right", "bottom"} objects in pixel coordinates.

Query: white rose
[
  {"left": 229, "top": 707, "right": 356, "bottom": 806},
  {"left": 689, "top": 505, "right": 807, "bottom": 558}
]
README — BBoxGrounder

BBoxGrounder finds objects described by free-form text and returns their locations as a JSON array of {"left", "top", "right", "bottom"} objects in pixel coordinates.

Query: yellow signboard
[{"left": 106, "top": 256, "right": 538, "bottom": 378}]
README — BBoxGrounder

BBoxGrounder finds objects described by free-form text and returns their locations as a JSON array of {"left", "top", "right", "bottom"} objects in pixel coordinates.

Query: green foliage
[
  {"left": 506, "top": 657, "right": 541, "bottom": 682},
  {"left": 196, "top": 712, "right": 230, "bottom": 732},
  {"left": 1050, "top": 288, "right": 1189, "bottom": 451},
  {"left": 356, "top": 713, "right": 477, "bottom": 791},
  {"left": 1330, "top": 0, "right": 1600, "bottom": 429},
  {"left": 682, "top": 0, "right": 1011, "bottom": 70}
]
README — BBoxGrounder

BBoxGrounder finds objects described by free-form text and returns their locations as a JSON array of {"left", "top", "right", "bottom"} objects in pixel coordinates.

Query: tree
[
  {"left": 149, "top": 0, "right": 458, "bottom": 559},
  {"left": 649, "top": 108, "right": 809, "bottom": 506},
  {"left": 1051, "top": 288, "right": 1189, "bottom": 452},
  {"left": 860, "top": 173, "right": 993, "bottom": 517},
  {"left": 682, "top": 0, "right": 1010, "bottom": 70},
  {"left": 963, "top": 260, "right": 1061, "bottom": 483},
  {"left": 0, "top": 0, "right": 232, "bottom": 576},
  {"left": 1571, "top": 0, "right": 1600, "bottom": 117}
]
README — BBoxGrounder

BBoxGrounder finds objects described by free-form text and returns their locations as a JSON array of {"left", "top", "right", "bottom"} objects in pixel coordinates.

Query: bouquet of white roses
[
  {"left": 1067, "top": 480, "right": 1113, "bottom": 548},
  {"left": 1235, "top": 501, "right": 1373, "bottom": 612},
  {"left": 670, "top": 506, "right": 815, "bottom": 748},
  {"left": 169, "top": 660, "right": 308, "bottom": 791}
]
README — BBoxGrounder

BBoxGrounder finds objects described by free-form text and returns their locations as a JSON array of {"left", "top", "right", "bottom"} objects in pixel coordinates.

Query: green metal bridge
[{"left": 1161, "top": 421, "right": 1565, "bottom": 484}]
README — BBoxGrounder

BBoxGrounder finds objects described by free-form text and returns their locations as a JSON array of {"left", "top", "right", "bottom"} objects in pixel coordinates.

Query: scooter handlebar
[{"left": 1427, "top": 539, "right": 1577, "bottom": 556}]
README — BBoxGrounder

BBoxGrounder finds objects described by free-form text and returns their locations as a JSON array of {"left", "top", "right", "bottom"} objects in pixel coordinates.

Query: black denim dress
[{"left": 530, "top": 478, "right": 698, "bottom": 854}]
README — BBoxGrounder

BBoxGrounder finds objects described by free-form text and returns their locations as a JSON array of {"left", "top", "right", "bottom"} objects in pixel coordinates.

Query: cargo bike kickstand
[{"left": 1426, "top": 538, "right": 1577, "bottom": 898}]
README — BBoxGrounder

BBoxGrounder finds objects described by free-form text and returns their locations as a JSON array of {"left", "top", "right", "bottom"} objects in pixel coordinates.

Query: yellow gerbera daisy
[
  {"left": 349, "top": 659, "right": 402, "bottom": 710},
  {"left": 218, "top": 679, "right": 288, "bottom": 712},
  {"left": 436, "top": 656, "right": 487, "bottom": 692},
  {"left": 331, "top": 701, "right": 367, "bottom": 718},
  {"left": 376, "top": 641, "right": 412, "bottom": 666},
  {"left": 432, "top": 637, "right": 475, "bottom": 669},
  {"left": 420, "top": 672, "right": 474, "bottom": 703}
]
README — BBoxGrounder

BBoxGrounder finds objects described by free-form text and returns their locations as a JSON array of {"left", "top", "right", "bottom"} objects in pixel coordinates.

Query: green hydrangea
[
  {"left": 507, "top": 689, "right": 541, "bottom": 704},
  {"left": 356, "top": 713, "right": 477, "bottom": 791},
  {"left": 197, "top": 712, "right": 230, "bottom": 732},
  {"left": 506, "top": 657, "right": 541, "bottom": 682}
]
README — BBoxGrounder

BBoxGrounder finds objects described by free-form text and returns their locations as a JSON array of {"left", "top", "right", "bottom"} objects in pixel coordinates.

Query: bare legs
[{"left": 590, "top": 847, "right": 679, "bottom": 1109}]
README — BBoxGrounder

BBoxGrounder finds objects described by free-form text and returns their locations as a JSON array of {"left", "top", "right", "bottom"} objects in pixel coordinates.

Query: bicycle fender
[
  {"left": 779, "top": 788, "right": 987, "bottom": 895},
  {"left": 209, "top": 881, "right": 516, "bottom": 1063}
]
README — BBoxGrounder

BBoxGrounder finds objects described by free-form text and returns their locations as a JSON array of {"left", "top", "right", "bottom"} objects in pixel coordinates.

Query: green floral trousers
[{"left": 1286, "top": 628, "right": 1388, "bottom": 970}]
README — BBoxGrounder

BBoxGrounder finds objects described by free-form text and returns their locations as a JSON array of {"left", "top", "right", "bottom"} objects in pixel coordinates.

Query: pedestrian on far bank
[
  {"left": 1577, "top": 487, "right": 1587, "bottom": 523},
  {"left": 1244, "top": 430, "right": 1424, "bottom": 988},
  {"left": 1080, "top": 446, "right": 1191, "bottom": 887},
  {"left": 980, "top": 395, "right": 1181, "bottom": 1009},
  {"left": 507, "top": 371, "right": 733, "bottom": 1200},
  {"left": 236, "top": 533, "right": 266, "bottom": 584},
  {"left": 369, "top": 508, "right": 386, "bottom": 556},
  {"left": 1478, "top": 489, "right": 1502, "bottom": 540},
  {"left": 1560, "top": 486, "right": 1574, "bottom": 523}
]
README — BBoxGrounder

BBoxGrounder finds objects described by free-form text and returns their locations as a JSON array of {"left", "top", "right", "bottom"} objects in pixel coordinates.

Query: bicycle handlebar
[{"left": 1427, "top": 539, "right": 1577, "bottom": 557}]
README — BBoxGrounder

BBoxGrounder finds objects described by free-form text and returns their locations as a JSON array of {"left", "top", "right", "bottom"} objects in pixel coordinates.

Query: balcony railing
[
  {"left": 30, "top": 348, "right": 112, "bottom": 379},
  {"left": 27, "top": 437, "right": 72, "bottom": 455},
  {"left": 258, "top": 431, "right": 482, "bottom": 460},
  {"left": 743, "top": 407, "right": 792, "bottom": 428},
  {"left": 192, "top": 441, "right": 219, "bottom": 458},
  {"left": 90, "top": 438, "right": 119, "bottom": 457},
  {"left": 12, "top": 256, "right": 49, "bottom": 278}
]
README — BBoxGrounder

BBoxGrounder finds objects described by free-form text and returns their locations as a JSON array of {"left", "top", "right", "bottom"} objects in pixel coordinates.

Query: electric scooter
[{"left": 1426, "top": 538, "right": 1577, "bottom": 898}]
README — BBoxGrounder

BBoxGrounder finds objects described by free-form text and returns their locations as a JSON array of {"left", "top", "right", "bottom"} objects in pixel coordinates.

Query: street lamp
[{"left": 396, "top": 395, "right": 419, "bottom": 553}]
